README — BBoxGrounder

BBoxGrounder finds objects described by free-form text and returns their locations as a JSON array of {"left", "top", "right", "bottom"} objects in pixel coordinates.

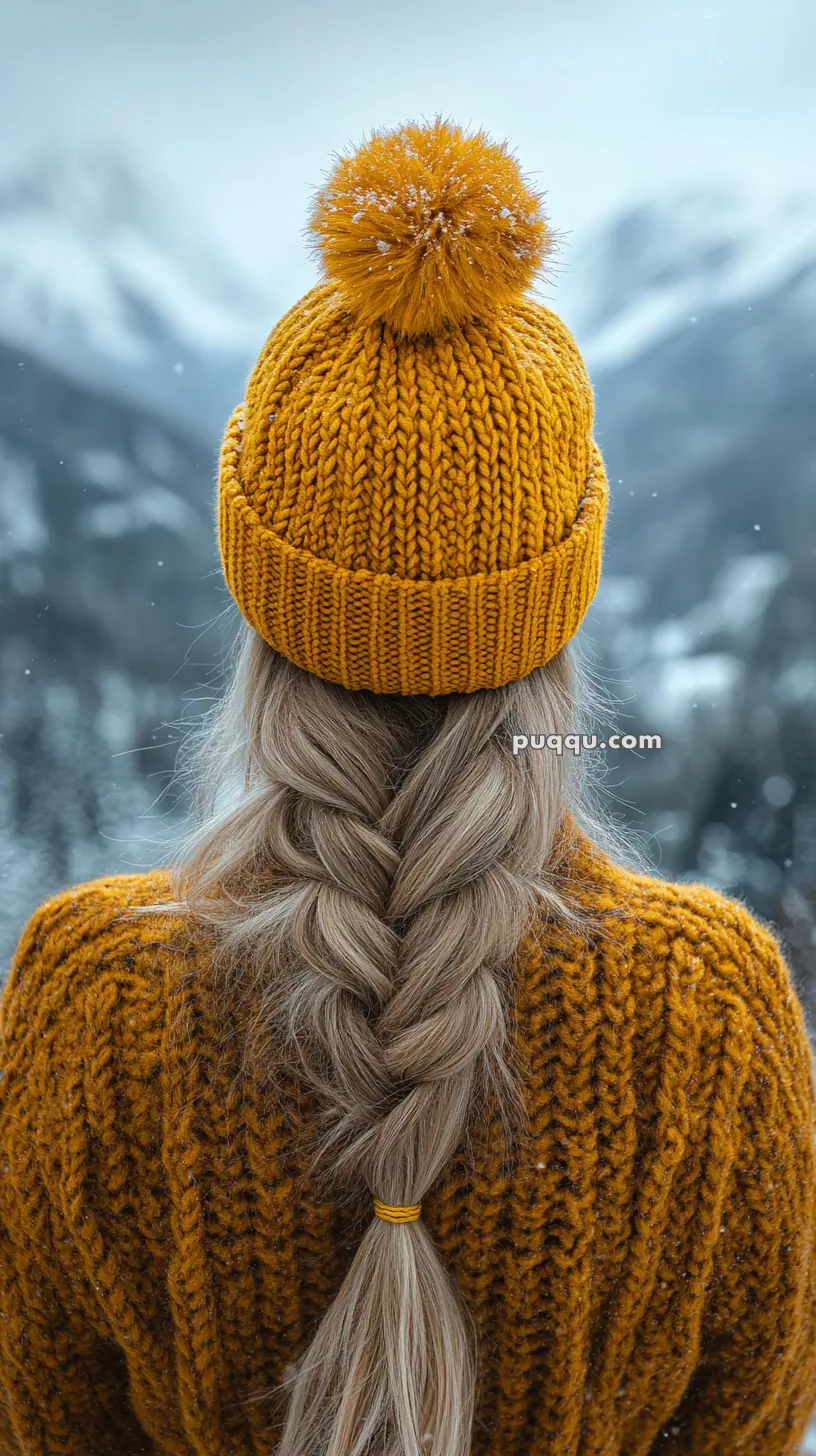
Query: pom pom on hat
[{"left": 308, "top": 116, "right": 554, "bottom": 338}]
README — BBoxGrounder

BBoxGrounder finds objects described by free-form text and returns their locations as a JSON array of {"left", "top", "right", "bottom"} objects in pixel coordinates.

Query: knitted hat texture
[{"left": 218, "top": 118, "right": 609, "bottom": 694}]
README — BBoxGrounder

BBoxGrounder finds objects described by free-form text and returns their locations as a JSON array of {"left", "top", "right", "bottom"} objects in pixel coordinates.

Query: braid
[{"left": 171, "top": 628, "right": 581, "bottom": 1456}]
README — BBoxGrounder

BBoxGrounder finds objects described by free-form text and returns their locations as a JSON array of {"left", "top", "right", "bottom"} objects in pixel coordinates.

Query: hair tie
[{"left": 373, "top": 1199, "right": 422, "bottom": 1224}]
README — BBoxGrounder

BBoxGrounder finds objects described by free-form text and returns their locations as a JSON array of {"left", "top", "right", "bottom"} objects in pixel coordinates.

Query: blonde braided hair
[{"left": 166, "top": 626, "right": 586, "bottom": 1456}]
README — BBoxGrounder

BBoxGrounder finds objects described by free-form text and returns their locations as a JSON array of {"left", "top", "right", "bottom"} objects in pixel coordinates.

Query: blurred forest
[{"left": 1, "top": 155, "right": 815, "bottom": 1030}]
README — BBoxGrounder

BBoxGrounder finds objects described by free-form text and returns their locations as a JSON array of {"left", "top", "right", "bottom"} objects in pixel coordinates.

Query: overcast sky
[{"left": 1, "top": 0, "right": 814, "bottom": 303}]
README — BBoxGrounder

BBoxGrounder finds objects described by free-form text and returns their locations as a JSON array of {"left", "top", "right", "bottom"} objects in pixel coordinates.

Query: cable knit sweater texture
[{"left": 1, "top": 830, "right": 815, "bottom": 1456}]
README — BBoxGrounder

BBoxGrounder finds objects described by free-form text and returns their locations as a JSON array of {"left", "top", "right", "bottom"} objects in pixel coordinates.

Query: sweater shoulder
[
  {"left": 620, "top": 858, "right": 800, "bottom": 991},
  {"left": 15, "top": 866, "right": 176, "bottom": 937},
  {"left": 8, "top": 867, "right": 180, "bottom": 963},
  {"left": 556, "top": 832, "right": 814, "bottom": 1047},
  {"left": 1, "top": 870, "right": 192, "bottom": 1050},
  {"left": 616, "top": 859, "right": 779, "bottom": 948}
]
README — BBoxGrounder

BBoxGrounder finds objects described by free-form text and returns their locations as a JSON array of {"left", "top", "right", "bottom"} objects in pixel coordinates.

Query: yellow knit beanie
[{"left": 218, "top": 118, "right": 608, "bottom": 694}]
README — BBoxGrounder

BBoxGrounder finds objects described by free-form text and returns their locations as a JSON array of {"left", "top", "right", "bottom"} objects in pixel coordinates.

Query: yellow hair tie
[{"left": 373, "top": 1199, "right": 422, "bottom": 1224}]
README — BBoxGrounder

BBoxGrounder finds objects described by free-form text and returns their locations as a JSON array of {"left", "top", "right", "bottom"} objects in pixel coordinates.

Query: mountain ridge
[{"left": 0, "top": 147, "right": 272, "bottom": 437}]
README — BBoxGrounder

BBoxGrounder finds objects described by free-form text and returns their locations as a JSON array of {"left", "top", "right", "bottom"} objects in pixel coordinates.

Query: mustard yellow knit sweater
[{"left": 1, "top": 831, "right": 815, "bottom": 1456}]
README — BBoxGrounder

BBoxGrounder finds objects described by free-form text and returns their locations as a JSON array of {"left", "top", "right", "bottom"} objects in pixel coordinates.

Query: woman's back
[
  {"left": 2, "top": 119, "right": 815, "bottom": 1456},
  {"left": 2, "top": 823, "right": 814, "bottom": 1455}
]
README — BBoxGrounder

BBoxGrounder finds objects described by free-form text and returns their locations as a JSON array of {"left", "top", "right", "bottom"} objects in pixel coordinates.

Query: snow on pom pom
[{"left": 308, "top": 117, "right": 554, "bottom": 338}]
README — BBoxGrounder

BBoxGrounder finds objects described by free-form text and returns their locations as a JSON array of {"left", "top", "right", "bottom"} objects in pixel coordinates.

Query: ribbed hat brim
[{"left": 218, "top": 406, "right": 608, "bottom": 695}]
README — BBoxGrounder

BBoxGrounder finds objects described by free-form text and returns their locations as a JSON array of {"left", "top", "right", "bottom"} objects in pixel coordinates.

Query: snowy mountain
[
  {"left": 555, "top": 186, "right": 816, "bottom": 372},
  {"left": 0, "top": 331, "right": 233, "bottom": 965},
  {"left": 558, "top": 188, "right": 816, "bottom": 1000},
  {"left": 0, "top": 150, "right": 264, "bottom": 961},
  {"left": 0, "top": 149, "right": 271, "bottom": 436}
]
